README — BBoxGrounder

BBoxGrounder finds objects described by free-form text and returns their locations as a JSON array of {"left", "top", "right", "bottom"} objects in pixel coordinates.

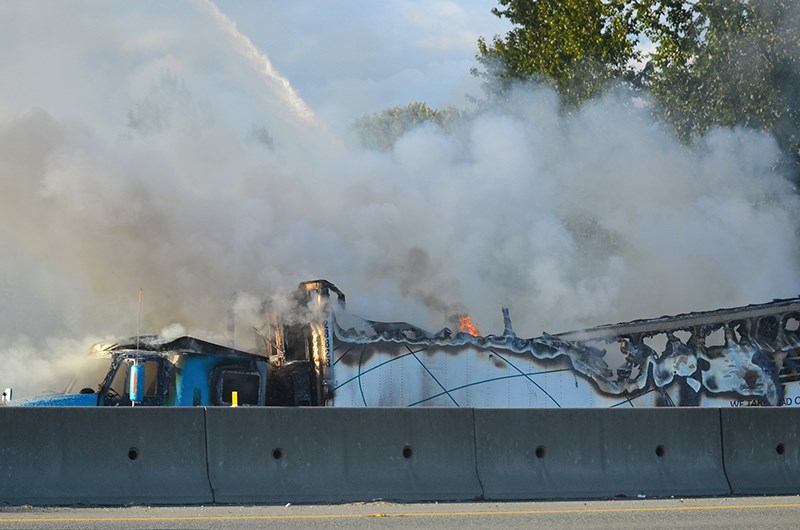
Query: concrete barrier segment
[
  {"left": 205, "top": 407, "right": 482, "bottom": 503},
  {"left": 0, "top": 407, "right": 213, "bottom": 506},
  {"left": 721, "top": 408, "right": 800, "bottom": 495},
  {"left": 474, "top": 408, "right": 730, "bottom": 500}
]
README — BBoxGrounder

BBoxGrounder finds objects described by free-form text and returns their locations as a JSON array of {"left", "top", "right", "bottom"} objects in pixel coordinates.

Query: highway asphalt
[{"left": 2, "top": 495, "right": 800, "bottom": 529}]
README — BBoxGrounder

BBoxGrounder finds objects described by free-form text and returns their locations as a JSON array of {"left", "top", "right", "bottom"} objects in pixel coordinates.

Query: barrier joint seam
[
  {"left": 202, "top": 407, "right": 217, "bottom": 504},
  {"left": 718, "top": 408, "right": 733, "bottom": 495},
  {"left": 471, "top": 408, "right": 486, "bottom": 501}
]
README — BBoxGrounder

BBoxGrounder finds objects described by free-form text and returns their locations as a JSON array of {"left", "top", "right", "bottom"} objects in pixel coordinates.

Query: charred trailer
[{"left": 263, "top": 282, "right": 800, "bottom": 409}]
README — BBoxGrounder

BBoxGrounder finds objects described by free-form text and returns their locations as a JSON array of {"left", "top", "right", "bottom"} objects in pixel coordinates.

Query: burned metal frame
[{"left": 328, "top": 297, "right": 800, "bottom": 407}]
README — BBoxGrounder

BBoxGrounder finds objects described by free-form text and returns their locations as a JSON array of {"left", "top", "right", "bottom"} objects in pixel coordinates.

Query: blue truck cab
[
  {"left": 98, "top": 336, "right": 269, "bottom": 406},
  {"left": 19, "top": 336, "right": 271, "bottom": 407}
]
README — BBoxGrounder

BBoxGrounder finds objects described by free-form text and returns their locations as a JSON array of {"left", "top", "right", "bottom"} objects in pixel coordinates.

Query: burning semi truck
[{"left": 5, "top": 279, "right": 800, "bottom": 408}]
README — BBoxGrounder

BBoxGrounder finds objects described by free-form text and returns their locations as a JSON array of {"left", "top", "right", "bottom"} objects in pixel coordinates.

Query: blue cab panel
[{"left": 18, "top": 393, "right": 99, "bottom": 407}]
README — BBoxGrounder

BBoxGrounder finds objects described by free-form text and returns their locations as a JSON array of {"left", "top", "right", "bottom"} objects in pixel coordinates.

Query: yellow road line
[{"left": 2, "top": 502, "right": 800, "bottom": 523}]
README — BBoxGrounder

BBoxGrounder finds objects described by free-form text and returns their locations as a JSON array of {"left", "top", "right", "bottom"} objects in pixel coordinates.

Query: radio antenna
[
  {"left": 137, "top": 288, "right": 142, "bottom": 355},
  {"left": 131, "top": 288, "right": 143, "bottom": 407}
]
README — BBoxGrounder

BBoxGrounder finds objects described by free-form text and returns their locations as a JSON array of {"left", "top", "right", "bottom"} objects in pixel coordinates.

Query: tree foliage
[
  {"left": 473, "top": 0, "right": 640, "bottom": 108},
  {"left": 475, "top": 0, "right": 800, "bottom": 170},
  {"left": 354, "top": 102, "right": 462, "bottom": 152},
  {"left": 640, "top": 0, "right": 800, "bottom": 165},
  {"left": 357, "top": 0, "right": 800, "bottom": 167}
]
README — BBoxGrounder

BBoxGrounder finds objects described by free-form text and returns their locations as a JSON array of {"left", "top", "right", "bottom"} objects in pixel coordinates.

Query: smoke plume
[{"left": 1, "top": 2, "right": 799, "bottom": 397}]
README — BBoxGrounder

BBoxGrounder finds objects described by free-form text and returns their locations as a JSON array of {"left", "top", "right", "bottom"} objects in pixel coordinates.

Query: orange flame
[{"left": 458, "top": 314, "right": 480, "bottom": 336}]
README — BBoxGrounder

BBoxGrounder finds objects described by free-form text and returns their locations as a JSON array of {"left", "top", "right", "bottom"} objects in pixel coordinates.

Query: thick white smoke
[{"left": 1, "top": 2, "right": 799, "bottom": 397}]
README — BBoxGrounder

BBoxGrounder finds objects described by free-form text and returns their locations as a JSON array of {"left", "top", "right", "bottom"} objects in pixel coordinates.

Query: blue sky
[
  {"left": 0, "top": 1, "right": 510, "bottom": 136},
  {"left": 215, "top": 0, "right": 511, "bottom": 116}
]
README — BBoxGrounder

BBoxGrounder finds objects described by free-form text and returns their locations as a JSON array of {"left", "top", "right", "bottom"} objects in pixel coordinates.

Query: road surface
[{"left": 2, "top": 496, "right": 800, "bottom": 529}]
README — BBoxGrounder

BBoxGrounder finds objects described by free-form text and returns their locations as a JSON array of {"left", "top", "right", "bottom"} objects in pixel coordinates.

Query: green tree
[
  {"left": 473, "top": 0, "right": 640, "bottom": 108},
  {"left": 475, "top": 0, "right": 800, "bottom": 172},
  {"left": 638, "top": 0, "right": 800, "bottom": 169},
  {"left": 355, "top": 102, "right": 462, "bottom": 151}
]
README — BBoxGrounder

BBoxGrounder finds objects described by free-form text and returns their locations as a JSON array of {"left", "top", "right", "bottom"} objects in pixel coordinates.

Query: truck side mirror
[{"left": 1, "top": 388, "right": 11, "bottom": 404}]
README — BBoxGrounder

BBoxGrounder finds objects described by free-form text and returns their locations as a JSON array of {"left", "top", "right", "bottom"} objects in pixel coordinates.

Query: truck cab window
[
  {"left": 107, "top": 362, "right": 128, "bottom": 399},
  {"left": 142, "top": 360, "right": 159, "bottom": 397},
  {"left": 218, "top": 371, "right": 261, "bottom": 406},
  {"left": 104, "top": 358, "right": 162, "bottom": 405}
]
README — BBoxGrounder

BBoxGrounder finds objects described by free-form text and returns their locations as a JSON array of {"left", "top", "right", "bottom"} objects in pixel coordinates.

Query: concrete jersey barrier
[
  {"left": 8, "top": 406, "right": 800, "bottom": 505},
  {"left": 474, "top": 408, "right": 731, "bottom": 499},
  {"left": 0, "top": 407, "right": 212, "bottom": 505},
  {"left": 204, "top": 407, "right": 482, "bottom": 503}
]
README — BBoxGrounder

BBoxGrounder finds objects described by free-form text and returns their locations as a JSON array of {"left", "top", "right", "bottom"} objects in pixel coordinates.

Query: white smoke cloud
[{"left": 1, "top": 2, "right": 799, "bottom": 397}]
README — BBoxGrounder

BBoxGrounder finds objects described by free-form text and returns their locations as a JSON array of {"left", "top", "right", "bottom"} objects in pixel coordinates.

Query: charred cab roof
[{"left": 90, "top": 335, "right": 264, "bottom": 361}]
